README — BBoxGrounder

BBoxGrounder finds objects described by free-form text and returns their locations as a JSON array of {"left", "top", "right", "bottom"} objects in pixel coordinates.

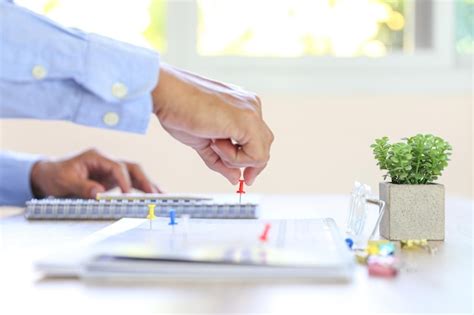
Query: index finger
[
  {"left": 85, "top": 154, "right": 132, "bottom": 193},
  {"left": 126, "top": 162, "right": 161, "bottom": 193}
]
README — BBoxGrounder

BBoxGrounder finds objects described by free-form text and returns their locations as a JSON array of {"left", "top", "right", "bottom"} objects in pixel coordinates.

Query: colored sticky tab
[
  {"left": 368, "top": 262, "right": 398, "bottom": 278},
  {"left": 368, "top": 255, "right": 397, "bottom": 265},
  {"left": 168, "top": 209, "right": 178, "bottom": 226},
  {"left": 236, "top": 179, "right": 246, "bottom": 194},
  {"left": 259, "top": 223, "right": 271, "bottom": 242},
  {"left": 367, "top": 243, "right": 379, "bottom": 255},
  {"left": 367, "top": 240, "right": 390, "bottom": 255},
  {"left": 147, "top": 204, "right": 156, "bottom": 220}
]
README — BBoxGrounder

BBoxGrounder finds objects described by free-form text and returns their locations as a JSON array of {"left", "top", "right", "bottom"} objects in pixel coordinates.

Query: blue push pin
[
  {"left": 168, "top": 209, "right": 178, "bottom": 226},
  {"left": 345, "top": 238, "right": 354, "bottom": 249}
]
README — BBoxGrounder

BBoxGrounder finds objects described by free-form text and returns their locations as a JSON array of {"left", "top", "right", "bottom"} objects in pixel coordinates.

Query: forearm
[{"left": 0, "top": 151, "right": 41, "bottom": 206}]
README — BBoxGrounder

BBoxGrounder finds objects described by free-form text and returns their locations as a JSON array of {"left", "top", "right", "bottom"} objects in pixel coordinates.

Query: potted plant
[{"left": 371, "top": 134, "right": 452, "bottom": 240}]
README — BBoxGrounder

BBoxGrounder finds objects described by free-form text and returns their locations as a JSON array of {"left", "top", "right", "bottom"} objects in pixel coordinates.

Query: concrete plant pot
[{"left": 379, "top": 182, "right": 445, "bottom": 240}]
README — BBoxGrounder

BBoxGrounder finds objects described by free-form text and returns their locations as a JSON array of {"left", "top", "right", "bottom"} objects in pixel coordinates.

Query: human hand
[
  {"left": 30, "top": 149, "right": 161, "bottom": 199},
  {"left": 152, "top": 63, "right": 274, "bottom": 185}
]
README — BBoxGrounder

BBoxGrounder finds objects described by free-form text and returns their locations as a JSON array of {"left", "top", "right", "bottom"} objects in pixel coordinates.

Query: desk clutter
[
  {"left": 345, "top": 182, "right": 439, "bottom": 279},
  {"left": 35, "top": 217, "right": 354, "bottom": 282},
  {"left": 32, "top": 181, "right": 357, "bottom": 282},
  {"left": 31, "top": 180, "right": 440, "bottom": 283},
  {"left": 346, "top": 238, "right": 438, "bottom": 278}
]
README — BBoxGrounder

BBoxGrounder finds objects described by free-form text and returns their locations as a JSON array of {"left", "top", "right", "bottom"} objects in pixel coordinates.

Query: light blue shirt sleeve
[
  {"left": 0, "top": 151, "right": 41, "bottom": 206},
  {"left": 0, "top": 0, "right": 160, "bottom": 133},
  {"left": 0, "top": 1, "right": 162, "bottom": 206}
]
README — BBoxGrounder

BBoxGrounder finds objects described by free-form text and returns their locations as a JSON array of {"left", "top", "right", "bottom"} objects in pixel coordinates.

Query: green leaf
[{"left": 371, "top": 134, "right": 452, "bottom": 184}]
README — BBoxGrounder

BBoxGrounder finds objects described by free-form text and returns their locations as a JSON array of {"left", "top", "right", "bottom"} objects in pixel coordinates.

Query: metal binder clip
[{"left": 346, "top": 182, "right": 385, "bottom": 247}]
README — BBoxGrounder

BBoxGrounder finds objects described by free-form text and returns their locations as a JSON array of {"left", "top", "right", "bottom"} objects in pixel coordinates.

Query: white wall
[{"left": 1, "top": 93, "right": 472, "bottom": 198}]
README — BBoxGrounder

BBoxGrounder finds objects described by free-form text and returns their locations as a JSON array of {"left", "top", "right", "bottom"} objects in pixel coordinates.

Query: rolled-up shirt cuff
[{"left": 79, "top": 33, "right": 160, "bottom": 103}]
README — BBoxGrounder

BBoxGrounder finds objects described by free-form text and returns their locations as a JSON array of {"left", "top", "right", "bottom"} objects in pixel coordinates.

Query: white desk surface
[{"left": 0, "top": 195, "right": 472, "bottom": 314}]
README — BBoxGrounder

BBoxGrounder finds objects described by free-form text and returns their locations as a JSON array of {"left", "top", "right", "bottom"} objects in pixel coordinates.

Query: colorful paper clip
[{"left": 400, "top": 239, "right": 437, "bottom": 254}]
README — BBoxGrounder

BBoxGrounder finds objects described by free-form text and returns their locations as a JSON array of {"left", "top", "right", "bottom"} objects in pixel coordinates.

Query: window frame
[{"left": 162, "top": 0, "right": 470, "bottom": 93}]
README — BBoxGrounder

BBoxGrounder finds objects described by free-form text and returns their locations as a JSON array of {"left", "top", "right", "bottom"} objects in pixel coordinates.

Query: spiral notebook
[{"left": 24, "top": 194, "right": 259, "bottom": 220}]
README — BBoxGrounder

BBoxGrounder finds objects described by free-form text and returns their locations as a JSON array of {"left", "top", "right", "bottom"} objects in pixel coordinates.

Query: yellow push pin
[{"left": 147, "top": 204, "right": 157, "bottom": 229}]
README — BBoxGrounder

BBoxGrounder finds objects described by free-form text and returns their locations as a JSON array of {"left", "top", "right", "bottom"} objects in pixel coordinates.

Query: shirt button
[
  {"left": 32, "top": 65, "right": 47, "bottom": 80},
  {"left": 103, "top": 112, "right": 120, "bottom": 126},
  {"left": 111, "top": 82, "right": 128, "bottom": 99}
]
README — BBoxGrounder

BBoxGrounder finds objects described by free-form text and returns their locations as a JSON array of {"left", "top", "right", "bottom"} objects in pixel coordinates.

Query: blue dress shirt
[{"left": 0, "top": 0, "right": 161, "bottom": 206}]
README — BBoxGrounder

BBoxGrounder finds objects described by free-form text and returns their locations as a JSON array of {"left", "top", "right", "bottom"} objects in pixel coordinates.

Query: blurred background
[{"left": 1, "top": 0, "right": 472, "bottom": 197}]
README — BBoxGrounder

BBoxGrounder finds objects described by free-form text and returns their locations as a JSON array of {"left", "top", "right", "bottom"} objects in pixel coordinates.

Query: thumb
[{"left": 73, "top": 179, "right": 105, "bottom": 199}]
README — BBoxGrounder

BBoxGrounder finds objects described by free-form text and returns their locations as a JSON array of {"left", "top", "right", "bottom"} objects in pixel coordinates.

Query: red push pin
[
  {"left": 259, "top": 223, "right": 271, "bottom": 243},
  {"left": 236, "top": 179, "right": 245, "bottom": 204}
]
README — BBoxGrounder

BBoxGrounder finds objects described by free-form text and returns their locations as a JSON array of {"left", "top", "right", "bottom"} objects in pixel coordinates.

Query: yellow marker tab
[{"left": 147, "top": 204, "right": 156, "bottom": 220}]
